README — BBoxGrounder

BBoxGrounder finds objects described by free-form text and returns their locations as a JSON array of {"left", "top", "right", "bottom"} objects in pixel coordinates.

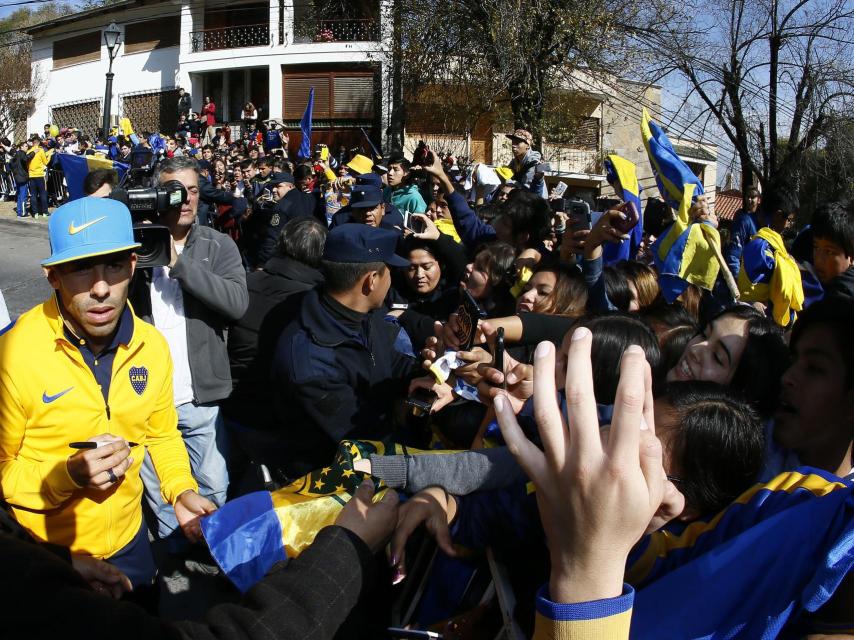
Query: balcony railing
[
  {"left": 292, "top": 19, "right": 380, "bottom": 44},
  {"left": 191, "top": 23, "right": 271, "bottom": 52}
]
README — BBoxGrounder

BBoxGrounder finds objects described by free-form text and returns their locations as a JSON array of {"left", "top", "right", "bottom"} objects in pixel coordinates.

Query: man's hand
[
  {"left": 453, "top": 346, "right": 492, "bottom": 386},
  {"left": 389, "top": 486, "right": 457, "bottom": 584},
  {"left": 690, "top": 195, "right": 718, "bottom": 228},
  {"left": 174, "top": 490, "right": 217, "bottom": 543},
  {"left": 66, "top": 435, "right": 132, "bottom": 490},
  {"left": 71, "top": 554, "right": 133, "bottom": 599},
  {"left": 494, "top": 330, "right": 682, "bottom": 604},
  {"left": 408, "top": 376, "right": 455, "bottom": 414},
  {"left": 335, "top": 482, "right": 399, "bottom": 554}
]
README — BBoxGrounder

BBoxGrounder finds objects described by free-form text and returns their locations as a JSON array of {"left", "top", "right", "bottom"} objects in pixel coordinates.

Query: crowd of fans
[{"left": 0, "top": 116, "right": 851, "bottom": 640}]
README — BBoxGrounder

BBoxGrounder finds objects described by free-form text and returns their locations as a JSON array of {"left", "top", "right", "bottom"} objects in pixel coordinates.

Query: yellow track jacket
[{"left": 0, "top": 296, "right": 198, "bottom": 558}]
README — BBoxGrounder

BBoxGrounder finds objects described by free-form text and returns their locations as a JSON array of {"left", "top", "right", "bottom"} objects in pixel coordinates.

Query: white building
[{"left": 26, "top": 0, "right": 392, "bottom": 150}]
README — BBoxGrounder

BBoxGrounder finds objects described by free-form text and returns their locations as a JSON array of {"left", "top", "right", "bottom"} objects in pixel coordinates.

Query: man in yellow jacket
[
  {"left": 0, "top": 196, "right": 216, "bottom": 588},
  {"left": 26, "top": 135, "right": 53, "bottom": 218}
]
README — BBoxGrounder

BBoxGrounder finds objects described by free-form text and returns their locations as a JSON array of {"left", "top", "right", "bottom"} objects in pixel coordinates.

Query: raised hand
[{"left": 494, "top": 328, "right": 682, "bottom": 604}]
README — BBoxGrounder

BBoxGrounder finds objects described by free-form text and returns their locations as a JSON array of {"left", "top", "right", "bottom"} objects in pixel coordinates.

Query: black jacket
[
  {"left": 270, "top": 289, "right": 419, "bottom": 477},
  {"left": 824, "top": 266, "right": 854, "bottom": 300},
  {"left": 0, "top": 522, "right": 374, "bottom": 640},
  {"left": 10, "top": 149, "right": 28, "bottom": 185},
  {"left": 243, "top": 189, "right": 318, "bottom": 270},
  {"left": 225, "top": 256, "right": 324, "bottom": 428},
  {"left": 177, "top": 93, "right": 192, "bottom": 115},
  {"left": 199, "top": 179, "right": 236, "bottom": 227}
]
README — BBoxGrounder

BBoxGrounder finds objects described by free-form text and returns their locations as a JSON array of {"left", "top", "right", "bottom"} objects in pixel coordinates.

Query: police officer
[
  {"left": 270, "top": 224, "right": 418, "bottom": 478},
  {"left": 246, "top": 171, "right": 316, "bottom": 270}
]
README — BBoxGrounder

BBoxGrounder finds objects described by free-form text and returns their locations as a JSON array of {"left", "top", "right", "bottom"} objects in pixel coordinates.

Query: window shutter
[
  {"left": 333, "top": 75, "right": 373, "bottom": 117},
  {"left": 53, "top": 31, "right": 101, "bottom": 69},
  {"left": 124, "top": 17, "right": 180, "bottom": 54},
  {"left": 283, "top": 75, "right": 330, "bottom": 118}
]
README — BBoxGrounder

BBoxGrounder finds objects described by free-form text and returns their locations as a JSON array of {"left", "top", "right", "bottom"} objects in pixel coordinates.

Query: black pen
[{"left": 69, "top": 441, "right": 139, "bottom": 449}]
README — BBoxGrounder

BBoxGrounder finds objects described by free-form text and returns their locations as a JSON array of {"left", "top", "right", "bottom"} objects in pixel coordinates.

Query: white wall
[
  {"left": 29, "top": 0, "right": 386, "bottom": 133},
  {"left": 28, "top": 1, "right": 183, "bottom": 131}
]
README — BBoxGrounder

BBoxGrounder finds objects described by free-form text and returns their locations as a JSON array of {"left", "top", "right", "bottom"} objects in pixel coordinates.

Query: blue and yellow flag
[
  {"left": 642, "top": 109, "right": 720, "bottom": 301},
  {"left": 56, "top": 154, "right": 128, "bottom": 202},
  {"left": 738, "top": 227, "right": 804, "bottom": 326},
  {"left": 202, "top": 439, "right": 431, "bottom": 592},
  {"left": 602, "top": 154, "right": 643, "bottom": 263},
  {"left": 628, "top": 468, "right": 854, "bottom": 638}
]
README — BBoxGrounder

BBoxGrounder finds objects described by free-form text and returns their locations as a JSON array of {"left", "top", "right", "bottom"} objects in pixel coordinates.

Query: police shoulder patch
[{"left": 129, "top": 366, "right": 149, "bottom": 395}]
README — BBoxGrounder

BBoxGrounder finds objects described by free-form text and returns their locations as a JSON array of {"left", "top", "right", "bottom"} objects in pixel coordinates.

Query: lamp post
[{"left": 101, "top": 22, "right": 121, "bottom": 139}]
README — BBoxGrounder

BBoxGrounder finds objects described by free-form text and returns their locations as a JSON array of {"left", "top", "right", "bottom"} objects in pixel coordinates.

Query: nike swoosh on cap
[
  {"left": 68, "top": 216, "right": 107, "bottom": 235},
  {"left": 42, "top": 387, "right": 74, "bottom": 403}
]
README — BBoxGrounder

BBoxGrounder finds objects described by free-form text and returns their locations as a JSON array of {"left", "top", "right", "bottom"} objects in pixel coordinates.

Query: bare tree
[
  {"left": 0, "top": 3, "right": 75, "bottom": 139},
  {"left": 641, "top": 0, "right": 854, "bottom": 202},
  {"left": 0, "top": 42, "right": 41, "bottom": 139}
]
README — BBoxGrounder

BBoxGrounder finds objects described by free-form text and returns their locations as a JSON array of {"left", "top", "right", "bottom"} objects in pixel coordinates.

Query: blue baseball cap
[
  {"left": 323, "top": 224, "right": 409, "bottom": 267},
  {"left": 42, "top": 197, "right": 141, "bottom": 267},
  {"left": 355, "top": 172, "right": 382, "bottom": 188},
  {"left": 350, "top": 185, "right": 384, "bottom": 209}
]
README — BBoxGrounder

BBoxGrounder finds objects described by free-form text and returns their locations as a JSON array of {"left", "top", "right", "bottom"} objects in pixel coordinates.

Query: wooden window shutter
[
  {"left": 53, "top": 31, "right": 101, "bottom": 69},
  {"left": 283, "top": 75, "right": 330, "bottom": 118},
  {"left": 124, "top": 17, "right": 181, "bottom": 54},
  {"left": 333, "top": 75, "right": 373, "bottom": 117}
]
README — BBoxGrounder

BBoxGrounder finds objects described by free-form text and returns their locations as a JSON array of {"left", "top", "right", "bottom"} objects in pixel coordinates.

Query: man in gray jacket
[{"left": 130, "top": 156, "right": 248, "bottom": 543}]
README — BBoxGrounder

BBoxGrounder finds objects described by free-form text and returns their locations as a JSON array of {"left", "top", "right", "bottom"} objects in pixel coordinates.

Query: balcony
[
  {"left": 292, "top": 19, "right": 380, "bottom": 44},
  {"left": 190, "top": 23, "right": 271, "bottom": 52}
]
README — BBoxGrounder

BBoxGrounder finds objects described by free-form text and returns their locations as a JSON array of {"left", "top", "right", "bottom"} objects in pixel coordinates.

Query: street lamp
[{"left": 101, "top": 22, "right": 121, "bottom": 139}]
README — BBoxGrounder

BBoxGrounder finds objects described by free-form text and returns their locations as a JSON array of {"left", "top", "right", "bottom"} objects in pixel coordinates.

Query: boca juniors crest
[{"left": 129, "top": 366, "right": 149, "bottom": 396}]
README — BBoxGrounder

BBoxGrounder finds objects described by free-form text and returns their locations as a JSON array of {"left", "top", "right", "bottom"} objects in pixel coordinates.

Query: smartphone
[
  {"left": 549, "top": 197, "right": 566, "bottom": 214},
  {"left": 613, "top": 200, "right": 640, "bottom": 234},
  {"left": 407, "top": 216, "right": 426, "bottom": 234},
  {"left": 456, "top": 289, "right": 487, "bottom": 351},
  {"left": 405, "top": 388, "right": 436, "bottom": 417},
  {"left": 552, "top": 181, "right": 568, "bottom": 197},
  {"left": 568, "top": 199, "right": 592, "bottom": 233},
  {"left": 494, "top": 327, "right": 505, "bottom": 390}
]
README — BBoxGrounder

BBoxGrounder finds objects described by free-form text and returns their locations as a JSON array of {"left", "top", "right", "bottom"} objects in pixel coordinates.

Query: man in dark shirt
[{"left": 271, "top": 224, "right": 418, "bottom": 478}]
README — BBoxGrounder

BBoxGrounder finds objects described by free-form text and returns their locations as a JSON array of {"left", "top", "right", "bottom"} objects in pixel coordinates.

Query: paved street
[{"left": 0, "top": 203, "right": 52, "bottom": 320}]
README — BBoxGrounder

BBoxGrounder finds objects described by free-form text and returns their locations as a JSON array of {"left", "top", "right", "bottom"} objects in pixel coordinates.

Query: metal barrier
[{"left": 46, "top": 165, "right": 68, "bottom": 208}]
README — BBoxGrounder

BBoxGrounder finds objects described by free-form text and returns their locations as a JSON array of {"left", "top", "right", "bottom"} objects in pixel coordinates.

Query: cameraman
[{"left": 129, "top": 156, "right": 248, "bottom": 548}]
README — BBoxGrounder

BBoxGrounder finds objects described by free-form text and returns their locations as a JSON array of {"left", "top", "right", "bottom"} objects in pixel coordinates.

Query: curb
[{"left": 0, "top": 216, "right": 49, "bottom": 236}]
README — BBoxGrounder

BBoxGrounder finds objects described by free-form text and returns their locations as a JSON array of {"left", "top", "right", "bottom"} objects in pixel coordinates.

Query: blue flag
[
  {"left": 56, "top": 154, "right": 128, "bottom": 202},
  {"left": 298, "top": 87, "right": 314, "bottom": 160}
]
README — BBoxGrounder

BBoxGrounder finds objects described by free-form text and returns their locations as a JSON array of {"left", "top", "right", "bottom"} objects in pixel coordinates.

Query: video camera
[{"left": 109, "top": 148, "right": 187, "bottom": 268}]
